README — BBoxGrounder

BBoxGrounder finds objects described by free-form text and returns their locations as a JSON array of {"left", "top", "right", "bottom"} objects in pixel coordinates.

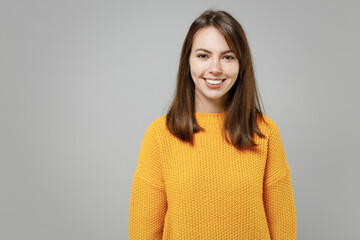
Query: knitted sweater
[{"left": 129, "top": 112, "right": 296, "bottom": 239}]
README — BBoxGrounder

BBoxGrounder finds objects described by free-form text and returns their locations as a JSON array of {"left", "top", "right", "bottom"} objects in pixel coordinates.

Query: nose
[{"left": 209, "top": 59, "right": 223, "bottom": 75}]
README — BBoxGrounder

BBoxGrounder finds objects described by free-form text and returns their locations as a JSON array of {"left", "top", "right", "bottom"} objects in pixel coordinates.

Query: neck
[{"left": 194, "top": 94, "right": 228, "bottom": 113}]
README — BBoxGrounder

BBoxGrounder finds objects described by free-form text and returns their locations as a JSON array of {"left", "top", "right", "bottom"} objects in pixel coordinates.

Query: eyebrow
[{"left": 195, "top": 48, "right": 235, "bottom": 54}]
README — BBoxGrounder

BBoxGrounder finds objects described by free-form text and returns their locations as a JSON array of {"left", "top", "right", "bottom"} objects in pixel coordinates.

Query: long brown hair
[{"left": 166, "top": 9, "right": 267, "bottom": 149}]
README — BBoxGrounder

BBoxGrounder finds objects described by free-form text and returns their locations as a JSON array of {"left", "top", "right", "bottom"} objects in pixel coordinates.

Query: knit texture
[{"left": 129, "top": 112, "right": 296, "bottom": 239}]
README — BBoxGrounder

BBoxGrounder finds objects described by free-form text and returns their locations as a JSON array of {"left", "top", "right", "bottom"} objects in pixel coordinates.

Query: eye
[
  {"left": 223, "top": 55, "right": 235, "bottom": 60},
  {"left": 197, "top": 54, "right": 208, "bottom": 59}
]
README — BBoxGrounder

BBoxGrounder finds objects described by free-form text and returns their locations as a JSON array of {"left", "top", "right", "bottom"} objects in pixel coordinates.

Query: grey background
[{"left": 1, "top": 0, "right": 359, "bottom": 239}]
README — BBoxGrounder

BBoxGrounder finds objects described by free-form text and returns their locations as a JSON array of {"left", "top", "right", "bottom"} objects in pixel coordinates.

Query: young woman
[{"left": 129, "top": 9, "right": 296, "bottom": 239}]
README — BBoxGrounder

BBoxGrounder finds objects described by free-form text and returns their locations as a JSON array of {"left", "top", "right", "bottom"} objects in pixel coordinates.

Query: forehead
[{"left": 192, "top": 26, "right": 230, "bottom": 51}]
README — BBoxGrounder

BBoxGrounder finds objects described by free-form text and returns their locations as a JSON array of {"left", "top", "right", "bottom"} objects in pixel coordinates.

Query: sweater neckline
[{"left": 194, "top": 112, "right": 226, "bottom": 124}]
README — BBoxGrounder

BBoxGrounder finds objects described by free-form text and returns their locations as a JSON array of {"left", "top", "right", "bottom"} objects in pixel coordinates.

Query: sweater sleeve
[
  {"left": 263, "top": 120, "right": 297, "bottom": 239},
  {"left": 129, "top": 120, "right": 167, "bottom": 239}
]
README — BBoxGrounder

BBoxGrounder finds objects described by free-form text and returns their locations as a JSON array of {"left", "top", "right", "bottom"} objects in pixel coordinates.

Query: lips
[
  {"left": 203, "top": 78, "right": 226, "bottom": 89},
  {"left": 203, "top": 78, "right": 226, "bottom": 84},
  {"left": 204, "top": 78, "right": 226, "bottom": 81}
]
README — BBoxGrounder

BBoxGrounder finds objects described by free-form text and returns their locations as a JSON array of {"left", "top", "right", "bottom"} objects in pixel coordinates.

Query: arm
[
  {"left": 129, "top": 121, "right": 167, "bottom": 239},
  {"left": 263, "top": 120, "right": 296, "bottom": 239}
]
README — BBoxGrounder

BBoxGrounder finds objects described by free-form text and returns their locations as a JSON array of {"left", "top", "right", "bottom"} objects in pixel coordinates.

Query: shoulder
[
  {"left": 143, "top": 114, "right": 168, "bottom": 137},
  {"left": 256, "top": 113, "right": 281, "bottom": 137},
  {"left": 139, "top": 115, "right": 168, "bottom": 150},
  {"left": 146, "top": 114, "right": 167, "bottom": 130}
]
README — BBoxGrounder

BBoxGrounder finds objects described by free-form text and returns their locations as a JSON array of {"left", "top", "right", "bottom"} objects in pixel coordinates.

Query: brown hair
[{"left": 166, "top": 9, "right": 267, "bottom": 149}]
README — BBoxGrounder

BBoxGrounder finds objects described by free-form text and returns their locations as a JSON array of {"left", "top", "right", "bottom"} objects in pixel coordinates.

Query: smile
[
  {"left": 203, "top": 78, "right": 226, "bottom": 89},
  {"left": 204, "top": 78, "right": 226, "bottom": 85}
]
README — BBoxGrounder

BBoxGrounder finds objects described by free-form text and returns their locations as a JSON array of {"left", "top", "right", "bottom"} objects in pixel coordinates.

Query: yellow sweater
[{"left": 129, "top": 112, "right": 296, "bottom": 239}]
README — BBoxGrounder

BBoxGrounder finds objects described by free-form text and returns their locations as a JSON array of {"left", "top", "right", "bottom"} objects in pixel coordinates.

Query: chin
[{"left": 204, "top": 93, "right": 226, "bottom": 100}]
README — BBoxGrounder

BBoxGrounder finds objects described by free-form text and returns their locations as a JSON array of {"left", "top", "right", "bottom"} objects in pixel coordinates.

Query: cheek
[
  {"left": 190, "top": 62, "right": 205, "bottom": 77},
  {"left": 189, "top": 62, "right": 200, "bottom": 80},
  {"left": 224, "top": 64, "right": 240, "bottom": 78}
]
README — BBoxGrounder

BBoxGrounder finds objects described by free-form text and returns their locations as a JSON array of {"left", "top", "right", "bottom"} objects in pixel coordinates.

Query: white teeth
[{"left": 205, "top": 79, "right": 223, "bottom": 84}]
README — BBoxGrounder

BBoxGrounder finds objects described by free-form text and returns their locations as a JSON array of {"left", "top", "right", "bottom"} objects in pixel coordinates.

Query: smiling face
[{"left": 189, "top": 26, "right": 240, "bottom": 113}]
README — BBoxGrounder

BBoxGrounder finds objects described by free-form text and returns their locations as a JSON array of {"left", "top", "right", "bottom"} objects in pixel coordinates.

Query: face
[{"left": 189, "top": 26, "right": 239, "bottom": 112}]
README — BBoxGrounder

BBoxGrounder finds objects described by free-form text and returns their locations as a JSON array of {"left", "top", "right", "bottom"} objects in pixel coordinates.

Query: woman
[{"left": 129, "top": 9, "right": 296, "bottom": 239}]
